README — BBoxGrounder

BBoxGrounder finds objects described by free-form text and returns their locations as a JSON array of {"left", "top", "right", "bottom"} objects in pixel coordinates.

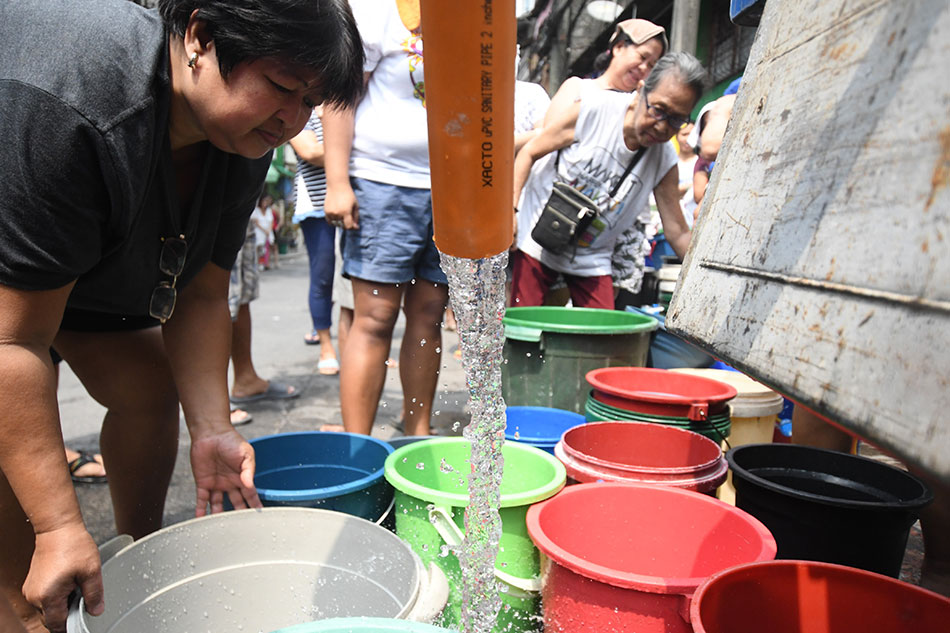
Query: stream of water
[{"left": 440, "top": 251, "right": 509, "bottom": 633}]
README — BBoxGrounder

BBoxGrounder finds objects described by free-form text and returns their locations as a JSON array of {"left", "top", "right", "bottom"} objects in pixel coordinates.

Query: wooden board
[{"left": 667, "top": 0, "right": 950, "bottom": 482}]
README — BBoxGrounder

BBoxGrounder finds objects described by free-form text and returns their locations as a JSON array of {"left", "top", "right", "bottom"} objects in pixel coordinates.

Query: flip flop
[
  {"left": 69, "top": 452, "right": 108, "bottom": 484},
  {"left": 229, "top": 380, "right": 299, "bottom": 404},
  {"left": 230, "top": 407, "right": 253, "bottom": 426},
  {"left": 303, "top": 331, "right": 320, "bottom": 345},
  {"left": 317, "top": 358, "right": 340, "bottom": 375}
]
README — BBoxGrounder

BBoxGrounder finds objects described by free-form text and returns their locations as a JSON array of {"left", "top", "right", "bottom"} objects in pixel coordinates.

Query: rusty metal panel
[{"left": 667, "top": 0, "right": 950, "bottom": 482}]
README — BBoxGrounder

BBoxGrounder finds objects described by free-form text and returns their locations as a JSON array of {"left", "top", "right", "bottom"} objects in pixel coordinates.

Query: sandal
[
  {"left": 317, "top": 358, "right": 340, "bottom": 376},
  {"left": 69, "top": 451, "right": 108, "bottom": 484},
  {"left": 304, "top": 331, "right": 320, "bottom": 345},
  {"left": 230, "top": 407, "right": 253, "bottom": 426}
]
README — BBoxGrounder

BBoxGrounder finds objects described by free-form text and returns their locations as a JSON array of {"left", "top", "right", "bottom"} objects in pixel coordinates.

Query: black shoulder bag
[{"left": 530, "top": 146, "right": 647, "bottom": 255}]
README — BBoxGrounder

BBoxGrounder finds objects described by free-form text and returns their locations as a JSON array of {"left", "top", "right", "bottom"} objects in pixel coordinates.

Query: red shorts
[{"left": 510, "top": 251, "right": 614, "bottom": 309}]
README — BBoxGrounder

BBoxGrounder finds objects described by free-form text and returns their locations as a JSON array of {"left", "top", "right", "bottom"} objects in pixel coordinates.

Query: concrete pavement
[{"left": 60, "top": 248, "right": 472, "bottom": 545}]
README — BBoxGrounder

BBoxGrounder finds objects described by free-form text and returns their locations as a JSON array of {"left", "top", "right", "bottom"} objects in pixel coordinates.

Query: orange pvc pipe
[{"left": 421, "top": 0, "right": 515, "bottom": 259}]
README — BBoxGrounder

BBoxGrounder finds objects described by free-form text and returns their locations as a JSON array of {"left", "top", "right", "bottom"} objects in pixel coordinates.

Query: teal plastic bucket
[
  {"left": 384, "top": 438, "right": 566, "bottom": 633},
  {"left": 273, "top": 617, "right": 457, "bottom": 632},
  {"left": 250, "top": 432, "right": 394, "bottom": 522},
  {"left": 502, "top": 307, "right": 657, "bottom": 414},
  {"left": 584, "top": 393, "right": 732, "bottom": 445}
]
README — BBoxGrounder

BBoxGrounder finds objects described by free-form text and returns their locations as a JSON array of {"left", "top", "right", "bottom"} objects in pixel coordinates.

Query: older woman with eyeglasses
[
  {"left": 0, "top": 0, "right": 363, "bottom": 630},
  {"left": 511, "top": 53, "right": 706, "bottom": 308}
]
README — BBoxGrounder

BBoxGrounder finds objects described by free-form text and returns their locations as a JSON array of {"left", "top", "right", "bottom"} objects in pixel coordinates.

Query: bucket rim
[
  {"left": 272, "top": 616, "right": 457, "bottom": 632},
  {"left": 726, "top": 443, "right": 935, "bottom": 511},
  {"left": 505, "top": 405, "right": 586, "bottom": 444},
  {"left": 554, "top": 441, "right": 729, "bottom": 488},
  {"left": 559, "top": 421, "right": 726, "bottom": 475},
  {"left": 586, "top": 367, "right": 738, "bottom": 408},
  {"left": 251, "top": 431, "right": 394, "bottom": 501},
  {"left": 503, "top": 306, "right": 658, "bottom": 338},
  {"left": 384, "top": 437, "right": 566, "bottom": 508},
  {"left": 689, "top": 559, "right": 950, "bottom": 632},
  {"left": 526, "top": 482, "right": 776, "bottom": 594}
]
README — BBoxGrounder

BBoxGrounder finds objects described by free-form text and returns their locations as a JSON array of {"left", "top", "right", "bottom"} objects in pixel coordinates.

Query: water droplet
[
  {"left": 415, "top": 462, "right": 426, "bottom": 470},
  {"left": 525, "top": 352, "right": 532, "bottom": 358},
  {"left": 410, "top": 278, "right": 417, "bottom": 284},
  {"left": 420, "top": 338, "right": 427, "bottom": 346},
  {"left": 440, "top": 458, "right": 455, "bottom": 473},
  {"left": 513, "top": 430, "right": 520, "bottom": 440},
  {"left": 435, "top": 347, "right": 441, "bottom": 353},
  {"left": 372, "top": 288, "right": 379, "bottom": 295}
]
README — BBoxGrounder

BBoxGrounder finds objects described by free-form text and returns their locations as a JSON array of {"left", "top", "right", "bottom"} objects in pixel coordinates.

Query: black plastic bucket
[{"left": 726, "top": 443, "right": 932, "bottom": 577}]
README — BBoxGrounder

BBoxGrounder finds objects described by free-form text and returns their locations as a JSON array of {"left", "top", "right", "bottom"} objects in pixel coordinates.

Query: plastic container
[
  {"left": 384, "top": 438, "right": 566, "bottom": 632},
  {"left": 66, "top": 508, "right": 448, "bottom": 633},
  {"left": 584, "top": 392, "right": 732, "bottom": 445},
  {"left": 626, "top": 306, "right": 715, "bottom": 369},
  {"left": 505, "top": 406, "right": 587, "bottom": 454},
  {"left": 727, "top": 443, "right": 933, "bottom": 577},
  {"left": 250, "top": 432, "right": 394, "bottom": 522},
  {"left": 554, "top": 421, "right": 727, "bottom": 494},
  {"left": 586, "top": 367, "right": 736, "bottom": 420},
  {"left": 502, "top": 307, "right": 657, "bottom": 414},
  {"left": 526, "top": 483, "right": 776, "bottom": 633},
  {"left": 273, "top": 617, "right": 458, "bottom": 633},
  {"left": 671, "top": 368, "right": 785, "bottom": 503},
  {"left": 691, "top": 559, "right": 950, "bottom": 632}
]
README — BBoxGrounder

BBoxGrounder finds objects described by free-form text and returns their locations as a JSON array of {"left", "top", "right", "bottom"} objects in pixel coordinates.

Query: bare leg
[
  {"left": 230, "top": 303, "right": 269, "bottom": 398},
  {"left": 337, "top": 307, "right": 354, "bottom": 357},
  {"left": 54, "top": 328, "right": 180, "bottom": 539},
  {"left": 340, "top": 281, "right": 402, "bottom": 435},
  {"left": 399, "top": 281, "right": 448, "bottom": 437}
]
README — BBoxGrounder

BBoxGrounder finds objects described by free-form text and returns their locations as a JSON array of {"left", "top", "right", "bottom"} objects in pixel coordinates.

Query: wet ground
[{"left": 59, "top": 247, "right": 927, "bottom": 589}]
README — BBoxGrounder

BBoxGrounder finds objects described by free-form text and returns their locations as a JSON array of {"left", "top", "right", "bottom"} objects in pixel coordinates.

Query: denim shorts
[{"left": 342, "top": 177, "right": 447, "bottom": 285}]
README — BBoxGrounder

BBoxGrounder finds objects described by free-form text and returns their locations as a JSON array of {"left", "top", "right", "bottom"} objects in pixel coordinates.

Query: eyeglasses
[
  {"left": 642, "top": 91, "right": 692, "bottom": 130},
  {"left": 149, "top": 236, "right": 187, "bottom": 323}
]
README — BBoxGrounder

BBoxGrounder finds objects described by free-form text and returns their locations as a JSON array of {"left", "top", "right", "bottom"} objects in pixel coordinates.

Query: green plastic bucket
[
  {"left": 585, "top": 393, "right": 732, "bottom": 445},
  {"left": 502, "top": 307, "right": 657, "bottom": 414},
  {"left": 384, "top": 438, "right": 566, "bottom": 633}
]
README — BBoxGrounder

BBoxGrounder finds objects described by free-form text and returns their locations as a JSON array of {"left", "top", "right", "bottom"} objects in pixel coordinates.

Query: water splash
[{"left": 440, "top": 251, "right": 508, "bottom": 633}]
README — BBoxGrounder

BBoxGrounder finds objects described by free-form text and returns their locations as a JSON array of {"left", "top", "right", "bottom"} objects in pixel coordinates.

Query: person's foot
[
  {"left": 230, "top": 407, "right": 253, "bottom": 425},
  {"left": 317, "top": 357, "right": 340, "bottom": 376},
  {"left": 319, "top": 423, "right": 345, "bottom": 432},
  {"left": 230, "top": 380, "right": 298, "bottom": 404},
  {"left": 304, "top": 331, "right": 320, "bottom": 345},
  {"left": 66, "top": 448, "right": 107, "bottom": 484}
]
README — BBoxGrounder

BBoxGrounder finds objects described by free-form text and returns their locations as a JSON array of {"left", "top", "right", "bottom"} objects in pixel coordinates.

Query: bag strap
[
  {"left": 554, "top": 145, "right": 647, "bottom": 200},
  {"left": 609, "top": 147, "right": 647, "bottom": 199}
]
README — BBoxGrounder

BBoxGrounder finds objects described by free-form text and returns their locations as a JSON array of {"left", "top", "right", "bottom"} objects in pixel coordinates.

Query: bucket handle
[
  {"left": 404, "top": 561, "right": 450, "bottom": 623},
  {"left": 427, "top": 505, "right": 542, "bottom": 594},
  {"left": 374, "top": 497, "right": 396, "bottom": 526},
  {"left": 503, "top": 323, "right": 543, "bottom": 343}
]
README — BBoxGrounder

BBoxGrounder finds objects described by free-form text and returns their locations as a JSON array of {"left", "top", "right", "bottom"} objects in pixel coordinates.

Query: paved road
[{"left": 60, "top": 248, "right": 472, "bottom": 544}]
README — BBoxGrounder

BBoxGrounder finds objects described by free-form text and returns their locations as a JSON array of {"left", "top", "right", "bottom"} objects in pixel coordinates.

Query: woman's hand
[
  {"left": 323, "top": 185, "right": 359, "bottom": 230},
  {"left": 190, "top": 428, "right": 261, "bottom": 517},
  {"left": 23, "top": 522, "right": 104, "bottom": 633}
]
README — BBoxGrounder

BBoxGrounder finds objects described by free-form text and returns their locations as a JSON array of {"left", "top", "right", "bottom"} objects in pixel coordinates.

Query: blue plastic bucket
[
  {"left": 273, "top": 617, "right": 457, "bottom": 632},
  {"left": 505, "top": 406, "right": 586, "bottom": 454},
  {"left": 250, "top": 432, "right": 394, "bottom": 522}
]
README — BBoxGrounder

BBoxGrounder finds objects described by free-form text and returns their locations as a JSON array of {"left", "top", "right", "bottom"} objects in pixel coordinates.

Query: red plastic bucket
[
  {"left": 525, "top": 483, "right": 776, "bottom": 633},
  {"left": 586, "top": 367, "right": 737, "bottom": 421},
  {"left": 553, "top": 421, "right": 727, "bottom": 494},
  {"left": 690, "top": 559, "right": 950, "bottom": 633}
]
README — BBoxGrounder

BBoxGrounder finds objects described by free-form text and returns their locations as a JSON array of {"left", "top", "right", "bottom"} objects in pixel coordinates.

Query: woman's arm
[
  {"left": 160, "top": 261, "right": 260, "bottom": 516},
  {"left": 0, "top": 282, "right": 105, "bottom": 631},
  {"left": 542, "top": 76, "right": 583, "bottom": 128},
  {"left": 321, "top": 73, "right": 370, "bottom": 230},
  {"left": 654, "top": 165, "right": 692, "bottom": 259},
  {"left": 289, "top": 128, "right": 324, "bottom": 168}
]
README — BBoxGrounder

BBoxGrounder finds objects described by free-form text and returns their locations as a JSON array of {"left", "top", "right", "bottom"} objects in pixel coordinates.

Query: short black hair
[{"left": 158, "top": 0, "right": 364, "bottom": 108}]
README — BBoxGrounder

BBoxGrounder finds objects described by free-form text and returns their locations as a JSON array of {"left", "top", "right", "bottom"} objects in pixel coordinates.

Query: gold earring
[{"left": 187, "top": 53, "right": 198, "bottom": 68}]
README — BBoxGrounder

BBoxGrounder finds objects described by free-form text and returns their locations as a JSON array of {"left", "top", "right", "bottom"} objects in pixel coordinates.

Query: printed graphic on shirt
[
  {"left": 397, "top": 0, "right": 425, "bottom": 106},
  {"left": 559, "top": 144, "right": 643, "bottom": 247}
]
